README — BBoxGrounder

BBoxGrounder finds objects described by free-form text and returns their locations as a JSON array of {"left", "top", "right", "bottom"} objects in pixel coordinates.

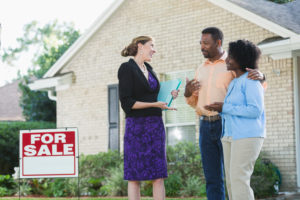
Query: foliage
[
  {"left": 0, "top": 142, "right": 281, "bottom": 198},
  {"left": 251, "top": 155, "right": 281, "bottom": 198},
  {"left": 164, "top": 173, "right": 182, "bottom": 197},
  {"left": 180, "top": 176, "right": 206, "bottom": 197},
  {"left": 1, "top": 21, "right": 80, "bottom": 122},
  {"left": 101, "top": 164, "right": 128, "bottom": 196},
  {"left": 165, "top": 142, "right": 205, "bottom": 197},
  {"left": 268, "top": 0, "right": 294, "bottom": 3},
  {"left": 27, "top": 179, "right": 50, "bottom": 195},
  {"left": 17, "top": 181, "right": 32, "bottom": 196},
  {"left": 140, "top": 181, "right": 153, "bottom": 197},
  {"left": 18, "top": 78, "right": 57, "bottom": 122},
  {"left": 167, "top": 142, "right": 205, "bottom": 185},
  {"left": 79, "top": 150, "right": 123, "bottom": 195},
  {"left": 43, "top": 178, "right": 77, "bottom": 197},
  {"left": 0, "top": 175, "right": 16, "bottom": 196},
  {"left": 0, "top": 121, "right": 56, "bottom": 175}
]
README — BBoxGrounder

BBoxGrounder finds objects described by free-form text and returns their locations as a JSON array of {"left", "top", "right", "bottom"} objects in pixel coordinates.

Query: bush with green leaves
[
  {"left": 0, "top": 175, "right": 16, "bottom": 197},
  {"left": 100, "top": 164, "right": 128, "bottom": 196},
  {"left": 251, "top": 155, "right": 281, "bottom": 198},
  {"left": 79, "top": 150, "right": 123, "bottom": 195},
  {"left": 180, "top": 176, "right": 206, "bottom": 197},
  {"left": 166, "top": 142, "right": 205, "bottom": 197},
  {"left": 164, "top": 173, "right": 182, "bottom": 197},
  {"left": 0, "top": 142, "right": 280, "bottom": 198},
  {"left": 140, "top": 181, "right": 153, "bottom": 197},
  {"left": 0, "top": 121, "right": 56, "bottom": 175}
]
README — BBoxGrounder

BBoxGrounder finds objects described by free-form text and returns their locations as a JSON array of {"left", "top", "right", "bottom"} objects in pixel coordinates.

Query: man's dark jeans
[{"left": 199, "top": 118, "right": 225, "bottom": 200}]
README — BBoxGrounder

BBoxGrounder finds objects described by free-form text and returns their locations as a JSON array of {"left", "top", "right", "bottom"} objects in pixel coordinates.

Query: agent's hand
[
  {"left": 171, "top": 89, "right": 180, "bottom": 99},
  {"left": 246, "top": 68, "right": 265, "bottom": 81},
  {"left": 184, "top": 78, "right": 201, "bottom": 97},
  {"left": 154, "top": 101, "right": 177, "bottom": 111},
  {"left": 204, "top": 102, "right": 223, "bottom": 113}
]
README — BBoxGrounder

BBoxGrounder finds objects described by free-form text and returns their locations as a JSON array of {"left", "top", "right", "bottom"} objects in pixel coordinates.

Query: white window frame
[{"left": 161, "top": 70, "right": 196, "bottom": 146}]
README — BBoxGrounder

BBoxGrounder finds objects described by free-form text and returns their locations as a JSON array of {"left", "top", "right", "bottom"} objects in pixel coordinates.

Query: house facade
[
  {"left": 29, "top": 0, "right": 300, "bottom": 190},
  {"left": 0, "top": 81, "right": 25, "bottom": 121}
]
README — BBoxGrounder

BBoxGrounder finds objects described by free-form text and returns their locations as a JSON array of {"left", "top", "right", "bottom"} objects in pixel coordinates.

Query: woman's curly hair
[{"left": 228, "top": 40, "right": 261, "bottom": 71}]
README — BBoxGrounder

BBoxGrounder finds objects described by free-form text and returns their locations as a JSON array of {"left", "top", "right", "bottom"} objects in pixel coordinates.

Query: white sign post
[{"left": 19, "top": 128, "right": 78, "bottom": 178}]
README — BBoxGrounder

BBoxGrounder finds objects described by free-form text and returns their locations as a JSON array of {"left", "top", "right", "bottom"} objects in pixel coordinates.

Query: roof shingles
[{"left": 228, "top": 0, "right": 300, "bottom": 34}]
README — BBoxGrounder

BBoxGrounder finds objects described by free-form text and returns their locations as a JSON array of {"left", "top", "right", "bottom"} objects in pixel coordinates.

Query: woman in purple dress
[{"left": 118, "top": 36, "right": 178, "bottom": 200}]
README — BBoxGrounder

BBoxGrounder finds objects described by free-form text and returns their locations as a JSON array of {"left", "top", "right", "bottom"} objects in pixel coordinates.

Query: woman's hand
[
  {"left": 171, "top": 89, "right": 180, "bottom": 99},
  {"left": 204, "top": 102, "right": 224, "bottom": 113},
  {"left": 154, "top": 101, "right": 177, "bottom": 111}
]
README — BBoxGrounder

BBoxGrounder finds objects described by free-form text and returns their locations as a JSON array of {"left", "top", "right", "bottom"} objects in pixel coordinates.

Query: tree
[{"left": 2, "top": 21, "right": 80, "bottom": 122}]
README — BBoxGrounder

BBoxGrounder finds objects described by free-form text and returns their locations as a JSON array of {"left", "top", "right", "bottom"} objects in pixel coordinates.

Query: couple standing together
[{"left": 118, "top": 27, "right": 266, "bottom": 200}]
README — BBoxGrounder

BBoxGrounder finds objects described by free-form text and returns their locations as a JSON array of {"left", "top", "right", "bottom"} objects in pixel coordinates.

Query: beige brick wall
[{"left": 57, "top": 0, "right": 296, "bottom": 189}]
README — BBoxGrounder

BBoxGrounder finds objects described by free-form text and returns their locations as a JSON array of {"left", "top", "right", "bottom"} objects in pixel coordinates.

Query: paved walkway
[{"left": 262, "top": 192, "right": 300, "bottom": 200}]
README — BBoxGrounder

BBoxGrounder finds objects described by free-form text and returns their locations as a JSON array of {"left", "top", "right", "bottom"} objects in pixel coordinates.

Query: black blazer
[{"left": 118, "top": 58, "right": 162, "bottom": 118}]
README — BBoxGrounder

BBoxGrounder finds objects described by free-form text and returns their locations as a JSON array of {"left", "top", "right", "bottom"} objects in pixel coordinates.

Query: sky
[{"left": 0, "top": 0, "right": 113, "bottom": 87}]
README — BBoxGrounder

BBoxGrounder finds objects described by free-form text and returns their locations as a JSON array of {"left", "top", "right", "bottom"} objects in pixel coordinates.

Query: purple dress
[{"left": 124, "top": 72, "right": 168, "bottom": 181}]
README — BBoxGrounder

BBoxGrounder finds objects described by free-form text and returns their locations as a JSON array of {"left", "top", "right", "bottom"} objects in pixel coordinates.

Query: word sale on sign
[
  {"left": 19, "top": 128, "right": 78, "bottom": 178},
  {"left": 24, "top": 133, "right": 74, "bottom": 156}
]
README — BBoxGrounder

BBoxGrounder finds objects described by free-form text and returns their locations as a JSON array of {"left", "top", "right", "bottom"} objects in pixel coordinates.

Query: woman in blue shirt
[{"left": 205, "top": 40, "right": 265, "bottom": 200}]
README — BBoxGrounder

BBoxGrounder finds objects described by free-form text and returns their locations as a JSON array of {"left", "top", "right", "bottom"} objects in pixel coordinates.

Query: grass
[{"left": 0, "top": 198, "right": 207, "bottom": 200}]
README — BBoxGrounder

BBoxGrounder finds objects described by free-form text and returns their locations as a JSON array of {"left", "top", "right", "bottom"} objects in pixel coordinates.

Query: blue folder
[{"left": 157, "top": 79, "right": 182, "bottom": 107}]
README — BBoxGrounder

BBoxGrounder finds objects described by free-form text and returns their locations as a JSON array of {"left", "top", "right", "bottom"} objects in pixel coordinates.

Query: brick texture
[{"left": 57, "top": 0, "right": 296, "bottom": 189}]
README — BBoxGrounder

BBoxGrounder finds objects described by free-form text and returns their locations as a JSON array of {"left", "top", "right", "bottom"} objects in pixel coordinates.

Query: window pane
[
  {"left": 166, "top": 126, "right": 196, "bottom": 146},
  {"left": 164, "top": 70, "right": 197, "bottom": 146},
  {"left": 165, "top": 71, "right": 195, "bottom": 124}
]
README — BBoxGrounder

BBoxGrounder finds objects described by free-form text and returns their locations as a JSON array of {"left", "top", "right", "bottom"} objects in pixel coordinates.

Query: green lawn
[{"left": 0, "top": 198, "right": 207, "bottom": 200}]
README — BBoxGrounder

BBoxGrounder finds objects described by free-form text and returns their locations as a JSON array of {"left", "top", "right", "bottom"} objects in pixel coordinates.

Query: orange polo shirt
[{"left": 186, "top": 52, "right": 235, "bottom": 116}]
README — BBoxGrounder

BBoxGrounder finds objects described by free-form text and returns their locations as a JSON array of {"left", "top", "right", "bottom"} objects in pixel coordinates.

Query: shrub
[
  {"left": 17, "top": 180, "right": 32, "bottom": 196},
  {"left": 79, "top": 150, "right": 122, "bottom": 195},
  {"left": 251, "top": 155, "right": 281, "bottom": 198},
  {"left": 180, "top": 175, "right": 206, "bottom": 197},
  {"left": 0, "top": 187, "right": 9, "bottom": 197},
  {"left": 43, "top": 178, "right": 77, "bottom": 197},
  {"left": 101, "top": 164, "right": 127, "bottom": 196},
  {"left": 166, "top": 142, "right": 205, "bottom": 197},
  {"left": 164, "top": 173, "right": 182, "bottom": 197},
  {"left": 140, "top": 181, "right": 153, "bottom": 197},
  {"left": 0, "top": 142, "right": 280, "bottom": 198},
  {"left": 0, "top": 121, "right": 56, "bottom": 175},
  {"left": 167, "top": 142, "right": 204, "bottom": 184},
  {"left": 0, "top": 175, "right": 16, "bottom": 196}
]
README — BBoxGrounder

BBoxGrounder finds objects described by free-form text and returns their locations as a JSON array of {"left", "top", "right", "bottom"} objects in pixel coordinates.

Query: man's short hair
[{"left": 202, "top": 27, "right": 223, "bottom": 44}]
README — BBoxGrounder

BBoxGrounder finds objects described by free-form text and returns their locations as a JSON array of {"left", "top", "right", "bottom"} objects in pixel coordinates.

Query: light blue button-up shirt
[{"left": 221, "top": 72, "right": 266, "bottom": 140}]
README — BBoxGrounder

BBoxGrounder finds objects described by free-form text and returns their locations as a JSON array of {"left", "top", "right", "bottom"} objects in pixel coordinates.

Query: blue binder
[{"left": 157, "top": 79, "right": 182, "bottom": 107}]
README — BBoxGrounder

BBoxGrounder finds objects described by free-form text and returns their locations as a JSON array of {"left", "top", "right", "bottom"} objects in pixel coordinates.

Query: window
[
  {"left": 108, "top": 84, "right": 119, "bottom": 151},
  {"left": 163, "top": 70, "right": 197, "bottom": 146}
]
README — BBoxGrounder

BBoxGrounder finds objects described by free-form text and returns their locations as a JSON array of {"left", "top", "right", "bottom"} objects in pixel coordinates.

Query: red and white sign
[{"left": 19, "top": 128, "right": 78, "bottom": 178}]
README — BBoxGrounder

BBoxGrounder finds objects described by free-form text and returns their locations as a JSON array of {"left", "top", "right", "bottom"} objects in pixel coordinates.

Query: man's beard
[{"left": 202, "top": 50, "right": 211, "bottom": 58}]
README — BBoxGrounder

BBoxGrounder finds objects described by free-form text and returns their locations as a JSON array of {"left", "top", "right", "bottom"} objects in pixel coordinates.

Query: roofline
[
  {"left": 258, "top": 37, "right": 300, "bottom": 59},
  {"left": 29, "top": 72, "right": 74, "bottom": 91},
  {"left": 207, "top": 0, "right": 299, "bottom": 38},
  {"left": 43, "top": 0, "right": 125, "bottom": 78},
  {"left": 44, "top": 0, "right": 300, "bottom": 78}
]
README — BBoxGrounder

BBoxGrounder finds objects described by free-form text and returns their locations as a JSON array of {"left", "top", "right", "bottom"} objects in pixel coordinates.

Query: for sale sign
[{"left": 19, "top": 128, "right": 78, "bottom": 178}]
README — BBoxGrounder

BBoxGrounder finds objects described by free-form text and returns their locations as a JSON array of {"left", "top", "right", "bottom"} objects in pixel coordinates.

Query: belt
[{"left": 201, "top": 115, "right": 221, "bottom": 122}]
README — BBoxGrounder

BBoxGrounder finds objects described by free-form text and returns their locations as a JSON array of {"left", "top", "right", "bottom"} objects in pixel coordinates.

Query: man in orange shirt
[{"left": 185, "top": 27, "right": 265, "bottom": 200}]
